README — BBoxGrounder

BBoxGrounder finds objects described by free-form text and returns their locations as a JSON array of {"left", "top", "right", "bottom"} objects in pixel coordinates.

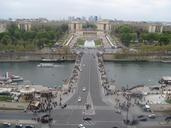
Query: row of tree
[
  {"left": 111, "top": 25, "right": 171, "bottom": 46},
  {"left": 0, "top": 23, "right": 68, "bottom": 51}
]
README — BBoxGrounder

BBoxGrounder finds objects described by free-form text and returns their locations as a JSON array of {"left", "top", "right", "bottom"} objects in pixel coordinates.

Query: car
[
  {"left": 137, "top": 115, "right": 145, "bottom": 118},
  {"left": 78, "top": 97, "right": 82, "bottom": 102},
  {"left": 40, "top": 114, "right": 53, "bottom": 123},
  {"left": 25, "top": 125, "right": 34, "bottom": 128},
  {"left": 3, "top": 122, "right": 11, "bottom": 127},
  {"left": 83, "top": 117, "right": 92, "bottom": 121},
  {"left": 82, "top": 87, "right": 86, "bottom": 92},
  {"left": 148, "top": 114, "right": 156, "bottom": 119},
  {"left": 165, "top": 116, "right": 171, "bottom": 121},
  {"left": 15, "top": 123, "right": 23, "bottom": 128},
  {"left": 78, "top": 124, "right": 85, "bottom": 128},
  {"left": 139, "top": 118, "right": 147, "bottom": 121}
]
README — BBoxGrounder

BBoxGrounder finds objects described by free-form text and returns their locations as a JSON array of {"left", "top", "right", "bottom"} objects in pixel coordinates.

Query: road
[{"left": 51, "top": 49, "right": 123, "bottom": 128}]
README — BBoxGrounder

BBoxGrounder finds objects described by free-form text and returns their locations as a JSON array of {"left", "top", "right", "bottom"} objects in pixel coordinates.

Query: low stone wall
[
  {"left": 1, "top": 51, "right": 171, "bottom": 62},
  {"left": 0, "top": 52, "right": 76, "bottom": 62},
  {"left": 103, "top": 53, "right": 171, "bottom": 62}
]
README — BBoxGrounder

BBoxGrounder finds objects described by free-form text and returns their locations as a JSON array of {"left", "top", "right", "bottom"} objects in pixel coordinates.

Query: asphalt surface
[{"left": 51, "top": 49, "right": 123, "bottom": 128}]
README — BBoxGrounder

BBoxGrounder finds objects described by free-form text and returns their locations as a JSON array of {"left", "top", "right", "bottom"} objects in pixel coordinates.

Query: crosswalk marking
[
  {"left": 94, "top": 106, "right": 114, "bottom": 110},
  {"left": 84, "top": 121, "right": 95, "bottom": 125},
  {"left": 55, "top": 105, "right": 114, "bottom": 110}
]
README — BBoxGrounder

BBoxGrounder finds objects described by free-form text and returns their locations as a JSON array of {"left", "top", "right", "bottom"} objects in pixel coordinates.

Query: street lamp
[
  {"left": 125, "top": 84, "right": 131, "bottom": 128},
  {"left": 47, "top": 93, "right": 52, "bottom": 128}
]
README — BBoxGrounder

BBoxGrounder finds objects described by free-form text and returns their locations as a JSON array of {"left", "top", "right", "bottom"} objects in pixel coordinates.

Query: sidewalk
[
  {"left": 0, "top": 119, "right": 36, "bottom": 124},
  {"left": 0, "top": 102, "right": 28, "bottom": 110}
]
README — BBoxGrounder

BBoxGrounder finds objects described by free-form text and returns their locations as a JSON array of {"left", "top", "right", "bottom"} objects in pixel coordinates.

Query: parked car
[
  {"left": 165, "top": 116, "right": 171, "bottom": 122},
  {"left": 139, "top": 118, "right": 147, "bottom": 121},
  {"left": 83, "top": 117, "right": 92, "bottom": 121},
  {"left": 25, "top": 125, "right": 34, "bottom": 128},
  {"left": 3, "top": 122, "right": 11, "bottom": 127},
  {"left": 148, "top": 114, "right": 156, "bottom": 119},
  {"left": 137, "top": 115, "right": 145, "bottom": 118},
  {"left": 15, "top": 123, "right": 23, "bottom": 128}
]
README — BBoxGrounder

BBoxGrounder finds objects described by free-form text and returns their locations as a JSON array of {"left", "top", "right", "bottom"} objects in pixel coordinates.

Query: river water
[
  {"left": 0, "top": 62, "right": 74, "bottom": 87},
  {"left": 0, "top": 61, "right": 170, "bottom": 87},
  {"left": 105, "top": 61, "right": 171, "bottom": 87}
]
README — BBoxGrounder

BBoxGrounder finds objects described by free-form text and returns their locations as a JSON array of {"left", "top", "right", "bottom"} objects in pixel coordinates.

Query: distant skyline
[{"left": 0, "top": 0, "right": 171, "bottom": 21}]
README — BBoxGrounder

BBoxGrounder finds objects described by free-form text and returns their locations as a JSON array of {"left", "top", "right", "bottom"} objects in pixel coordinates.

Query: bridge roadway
[{"left": 51, "top": 49, "right": 123, "bottom": 128}]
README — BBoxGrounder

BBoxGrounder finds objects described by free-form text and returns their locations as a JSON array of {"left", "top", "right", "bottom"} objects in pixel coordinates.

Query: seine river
[
  {"left": 0, "top": 62, "right": 170, "bottom": 87},
  {"left": 105, "top": 62, "right": 171, "bottom": 87},
  {"left": 0, "top": 62, "right": 74, "bottom": 87}
]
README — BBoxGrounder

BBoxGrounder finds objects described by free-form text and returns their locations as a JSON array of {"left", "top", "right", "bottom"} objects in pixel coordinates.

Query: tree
[
  {"left": 118, "top": 25, "right": 132, "bottom": 33},
  {"left": 0, "top": 35, "right": 12, "bottom": 45},
  {"left": 36, "top": 32, "right": 49, "bottom": 39},
  {"left": 159, "top": 35, "right": 170, "bottom": 45},
  {"left": 120, "top": 33, "right": 132, "bottom": 46},
  {"left": 7, "top": 23, "right": 18, "bottom": 35},
  {"left": 14, "top": 30, "right": 22, "bottom": 40},
  {"left": 22, "top": 31, "right": 36, "bottom": 41},
  {"left": 60, "top": 24, "right": 68, "bottom": 32},
  {"left": 141, "top": 33, "right": 160, "bottom": 44}
]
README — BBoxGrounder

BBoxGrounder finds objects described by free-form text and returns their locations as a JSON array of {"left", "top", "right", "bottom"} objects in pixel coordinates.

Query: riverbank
[
  {"left": 0, "top": 53, "right": 82, "bottom": 112},
  {"left": 103, "top": 52, "right": 171, "bottom": 63},
  {"left": 0, "top": 51, "right": 76, "bottom": 62},
  {"left": 97, "top": 51, "right": 171, "bottom": 114},
  {"left": 0, "top": 50, "right": 171, "bottom": 63}
]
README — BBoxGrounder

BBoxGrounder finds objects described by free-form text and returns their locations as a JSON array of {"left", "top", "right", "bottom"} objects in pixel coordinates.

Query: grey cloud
[{"left": 0, "top": 0, "right": 171, "bottom": 21}]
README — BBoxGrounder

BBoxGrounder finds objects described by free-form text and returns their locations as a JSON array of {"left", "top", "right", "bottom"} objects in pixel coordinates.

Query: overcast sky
[{"left": 0, "top": 0, "right": 171, "bottom": 21}]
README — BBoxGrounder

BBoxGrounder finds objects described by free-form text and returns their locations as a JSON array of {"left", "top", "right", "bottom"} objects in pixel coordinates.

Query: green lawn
[
  {"left": 76, "top": 38, "right": 85, "bottom": 47},
  {"left": 0, "top": 95, "right": 13, "bottom": 102},
  {"left": 95, "top": 39, "right": 102, "bottom": 47},
  {"left": 166, "top": 99, "right": 171, "bottom": 104}
]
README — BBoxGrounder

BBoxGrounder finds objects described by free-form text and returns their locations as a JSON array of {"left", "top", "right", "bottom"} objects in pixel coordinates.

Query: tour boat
[
  {"left": 3, "top": 122, "right": 11, "bottom": 127},
  {"left": 159, "top": 76, "right": 171, "bottom": 85},
  {"left": 9, "top": 74, "right": 24, "bottom": 82},
  {"left": 42, "top": 58, "right": 58, "bottom": 62},
  {"left": 0, "top": 72, "right": 23, "bottom": 83},
  {"left": 37, "top": 63, "right": 56, "bottom": 68},
  {"left": 0, "top": 72, "right": 11, "bottom": 83}
]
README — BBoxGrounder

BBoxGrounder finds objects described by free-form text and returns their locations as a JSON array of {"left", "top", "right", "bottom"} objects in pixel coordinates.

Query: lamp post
[
  {"left": 126, "top": 84, "right": 130, "bottom": 128},
  {"left": 47, "top": 93, "right": 52, "bottom": 128}
]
